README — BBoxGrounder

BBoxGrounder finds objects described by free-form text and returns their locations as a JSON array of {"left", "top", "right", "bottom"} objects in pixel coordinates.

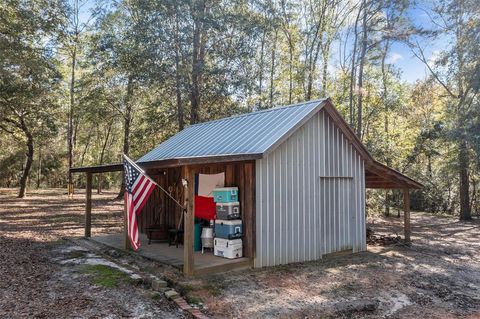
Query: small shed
[{"left": 72, "top": 98, "right": 421, "bottom": 275}]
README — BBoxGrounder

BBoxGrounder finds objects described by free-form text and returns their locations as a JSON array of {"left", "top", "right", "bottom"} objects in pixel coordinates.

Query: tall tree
[
  {"left": 0, "top": 0, "right": 63, "bottom": 197},
  {"left": 190, "top": 0, "right": 208, "bottom": 124},
  {"left": 411, "top": 0, "right": 480, "bottom": 220},
  {"left": 62, "top": 0, "right": 97, "bottom": 194}
]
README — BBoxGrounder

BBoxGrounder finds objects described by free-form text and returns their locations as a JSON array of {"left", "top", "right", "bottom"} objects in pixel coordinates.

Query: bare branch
[{"left": 410, "top": 40, "right": 457, "bottom": 99}]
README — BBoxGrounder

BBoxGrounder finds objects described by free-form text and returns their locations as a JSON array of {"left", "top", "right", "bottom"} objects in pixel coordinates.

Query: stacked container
[{"left": 212, "top": 187, "right": 243, "bottom": 259}]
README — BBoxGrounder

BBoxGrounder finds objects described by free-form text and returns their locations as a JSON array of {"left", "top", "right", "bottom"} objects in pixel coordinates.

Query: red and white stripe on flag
[{"left": 123, "top": 157, "right": 156, "bottom": 251}]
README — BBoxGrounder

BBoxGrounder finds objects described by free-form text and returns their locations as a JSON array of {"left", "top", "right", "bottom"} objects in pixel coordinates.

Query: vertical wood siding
[
  {"left": 140, "top": 162, "right": 256, "bottom": 258},
  {"left": 255, "top": 109, "right": 366, "bottom": 268}
]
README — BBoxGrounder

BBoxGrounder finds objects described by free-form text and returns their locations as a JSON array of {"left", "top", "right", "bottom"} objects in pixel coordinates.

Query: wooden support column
[
  {"left": 183, "top": 165, "right": 195, "bottom": 276},
  {"left": 123, "top": 192, "right": 131, "bottom": 250},
  {"left": 85, "top": 172, "right": 92, "bottom": 237},
  {"left": 121, "top": 169, "right": 130, "bottom": 250},
  {"left": 403, "top": 188, "right": 411, "bottom": 243}
]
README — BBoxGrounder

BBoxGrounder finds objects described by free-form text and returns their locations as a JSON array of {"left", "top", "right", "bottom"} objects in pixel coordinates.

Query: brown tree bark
[
  {"left": 356, "top": 0, "right": 368, "bottom": 139},
  {"left": 36, "top": 145, "right": 42, "bottom": 189},
  {"left": 348, "top": 6, "right": 362, "bottom": 127},
  {"left": 190, "top": 0, "right": 207, "bottom": 125},
  {"left": 67, "top": 45, "right": 76, "bottom": 194},
  {"left": 19, "top": 123, "right": 34, "bottom": 198},
  {"left": 258, "top": 30, "right": 266, "bottom": 109},
  {"left": 321, "top": 41, "right": 330, "bottom": 96},
  {"left": 174, "top": 3, "right": 184, "bottom": 130},
  {"left": 459, "top": 139, "right": 471, "bottom": 220},
  {"left": 269, "top": 29, "right": 278, "bottom": 108},
  {"left": 381, "top": 39, "right": 391, "bottom": 217},
  {"left": 117, "top": 75, "right": 134, "bottom": 198},
  {"left": 97, "top": 122, "right": 112, "bottom": 194}
]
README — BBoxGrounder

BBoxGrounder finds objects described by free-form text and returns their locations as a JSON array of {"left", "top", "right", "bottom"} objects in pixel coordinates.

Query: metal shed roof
[{"left": 137, "top": 99, "right": 327, "bottom": 164}]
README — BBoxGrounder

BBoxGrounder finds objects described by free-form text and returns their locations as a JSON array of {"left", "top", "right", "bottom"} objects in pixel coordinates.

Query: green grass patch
[
  {"left": 202, "top": 283, "right": 224, "bottom": 297},
  {"left": 79, "top": 264, "right": 132, "bottom": 288},
  {"left": 150, "top": 292, "right": 162, "bottom": 300},
  {"left": 186, "top": 295, "right": 203, "bottom": 305},
  {"left": 177, "top": 283, "right": 195, "bottom": 295}
]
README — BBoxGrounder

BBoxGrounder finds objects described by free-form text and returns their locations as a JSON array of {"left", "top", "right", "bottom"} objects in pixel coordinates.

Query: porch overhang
[{"left": 365, "top": 160, "right": 423, "bottom": 190}]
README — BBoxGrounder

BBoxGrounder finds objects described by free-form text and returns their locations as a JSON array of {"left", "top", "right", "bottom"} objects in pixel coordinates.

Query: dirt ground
[
  {"left": 1, "top": 188, "right": 480, "bottom": 319},
  {"left": 180, "top": 212, "right": 480, "bottom": 318},
  {"left": 0, "top": 188, "right": 186, "bottom": 319}
]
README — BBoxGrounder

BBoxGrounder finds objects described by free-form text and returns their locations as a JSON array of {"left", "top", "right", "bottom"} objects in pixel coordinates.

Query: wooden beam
[
  {"left": 365, "top": 182, "right": 404, "bottom": 189},
  {"left": 183, "top": 165, "right": 195, "bottom": 276},
  {"left": 139, "top": 154, "right": 262, "bottom": 170},
  {"left": 85, "top": 172, "right": 92, "bottom": 237},
  {"left": 403, "top": 188, "right": 411, "bottom": 243},
  {"left": 121, "top": 169, "right": 130, "bottom": 250},
  {"left": 71, "top": 163, "right": 123, "bottom": 173},
  {"left": 243, "top": 163, "right": 255, "bottom": 258}
]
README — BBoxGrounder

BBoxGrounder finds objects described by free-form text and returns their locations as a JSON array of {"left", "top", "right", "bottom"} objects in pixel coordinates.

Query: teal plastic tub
[
  {"left": 213, "top": 187, "right": 239, "bottom": 203},
  {"left": 194, "top": 223, "right": 202, "bottom": 251}
]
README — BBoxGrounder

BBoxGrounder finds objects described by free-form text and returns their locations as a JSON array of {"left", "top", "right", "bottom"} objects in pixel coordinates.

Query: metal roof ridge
[{"left": 186, "top": 98, "right": 328, "bottom": 128}]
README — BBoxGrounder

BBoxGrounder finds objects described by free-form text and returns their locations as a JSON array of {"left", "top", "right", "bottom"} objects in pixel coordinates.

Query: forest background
[{"left": 1, "top": 0, "right": 479, "bottom": 220}]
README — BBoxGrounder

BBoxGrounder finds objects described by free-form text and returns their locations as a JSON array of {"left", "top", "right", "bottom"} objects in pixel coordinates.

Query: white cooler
[{"left": 214, "top": 238, "right": 243, "bottom": 259}]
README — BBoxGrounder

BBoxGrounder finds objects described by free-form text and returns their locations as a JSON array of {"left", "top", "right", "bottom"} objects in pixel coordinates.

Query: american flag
[{"left": 123, "top": 155, "right": 156, "bottom": 250}]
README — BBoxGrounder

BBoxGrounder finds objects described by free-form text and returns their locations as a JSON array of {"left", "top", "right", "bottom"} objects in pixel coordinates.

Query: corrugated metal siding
[
  {"left": 255, "top": 109, "right": 366, "bottom": 268},
  {"left": 138, "top": 99, "right": 326, "bottom": 163}
]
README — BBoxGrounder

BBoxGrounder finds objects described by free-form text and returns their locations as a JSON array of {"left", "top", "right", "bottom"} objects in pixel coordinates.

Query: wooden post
[
  {"left": 403, "top": 188, "right": 411, "bottom": 243},
  {"left": 123, "top": 192, "right": 130, "bottom": 250},
  {"left": 183, "top": 165, "right": 195, "bottom": 276},
  {"left": 85, "top": 172, "right": 92, "bottom": 237}
]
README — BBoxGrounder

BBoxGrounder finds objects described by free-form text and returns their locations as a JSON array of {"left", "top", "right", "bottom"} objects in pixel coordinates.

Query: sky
[
  {"left": 385, "top": 4, "right": 449, "bottom": 83},
  {"left": 78, "top": 0, "right": 448, "bottom": 84}
]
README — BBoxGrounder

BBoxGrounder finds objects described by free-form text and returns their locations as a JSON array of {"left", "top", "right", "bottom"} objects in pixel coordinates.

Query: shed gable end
[{"left": 255, "top": 109, "right": 366, "bottom": 268}]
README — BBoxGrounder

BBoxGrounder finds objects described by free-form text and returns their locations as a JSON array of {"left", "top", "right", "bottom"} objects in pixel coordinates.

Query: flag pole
[{"left": 123, "top": 154, "right": 186, "bottom": 210}]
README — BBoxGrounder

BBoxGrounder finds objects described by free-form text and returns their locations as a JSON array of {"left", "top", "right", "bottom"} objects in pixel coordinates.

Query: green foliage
[
  {"left": 0, "top": 0, "right": 478, "bottom": 215},
  {"left": 79, "top": 264, "right": 132, "bottom": 288}
]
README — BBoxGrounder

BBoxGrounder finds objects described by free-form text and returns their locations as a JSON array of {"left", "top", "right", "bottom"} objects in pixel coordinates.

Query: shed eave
[{"left": 138, "top": 153, "right": 263, "bottom": 168}]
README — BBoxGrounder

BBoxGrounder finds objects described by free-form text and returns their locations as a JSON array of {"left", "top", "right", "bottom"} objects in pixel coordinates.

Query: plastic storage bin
[
  {"left": 216, "top": 202, "right": 240, "bottom": 220},
  {"left": 214, "top": 238, "right": 243, "bottom": 259},
  {"left": 212, "top": 187, "right": 239, "bottom": 203},
  {"left": 214, "top": 219, "right": 243, "bottom": 239}
]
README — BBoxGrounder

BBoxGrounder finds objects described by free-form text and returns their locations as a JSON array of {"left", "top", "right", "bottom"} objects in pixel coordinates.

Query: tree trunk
[
  {"left": 321, "top": 41, "right": 330, "bottom": 96},
  {"left": 356, "top": 0, "right": 368, "bottom": 138},
  {"left": 269, "top": 29, "right": 278, "bottom": 108},
  {"left": 258, "top": 30, "right": 266, "bottom": 109},
  {"left": 459, "top": 138, "right": 471, "bottom": 220},
  {"left": 190, "top": 0, "right": 207, "bottom": 125},
  {"left": 306, "top": 37, "right": 322, "bottom": 100},
  {"left": 381, "top": 39, "right": 391, "bottom": 217},
  {"left": 19, "top": 127, "right": 34, "bottom": 198},
  {"left": 288, "top": 40, "right": 294, "bottom": 104},
  {"left": 68, "top": 46, "right": 76, "bottom": 193},
  {"left": 349, "top": 7, "right": 362, "bottom": 127},
  {"left": 174, "top": 4, "right": 184, "bottom": 130},
  {"left": 117, "top": 75, "right": 134, "bottom": 198},
  {"left": 97, "top": 122, "right": 112, "bottom": 194},
  {"left": 37, "top": 145, "right": 41, "bottom": 189}
]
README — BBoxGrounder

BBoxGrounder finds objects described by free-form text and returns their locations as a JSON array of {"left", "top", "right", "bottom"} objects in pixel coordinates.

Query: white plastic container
[
  {"left": 214, "top": 238, "right": 243, "bottom": 259},
  {"left": 200, "top": 227, "right": 214, "bottom": 253}
]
